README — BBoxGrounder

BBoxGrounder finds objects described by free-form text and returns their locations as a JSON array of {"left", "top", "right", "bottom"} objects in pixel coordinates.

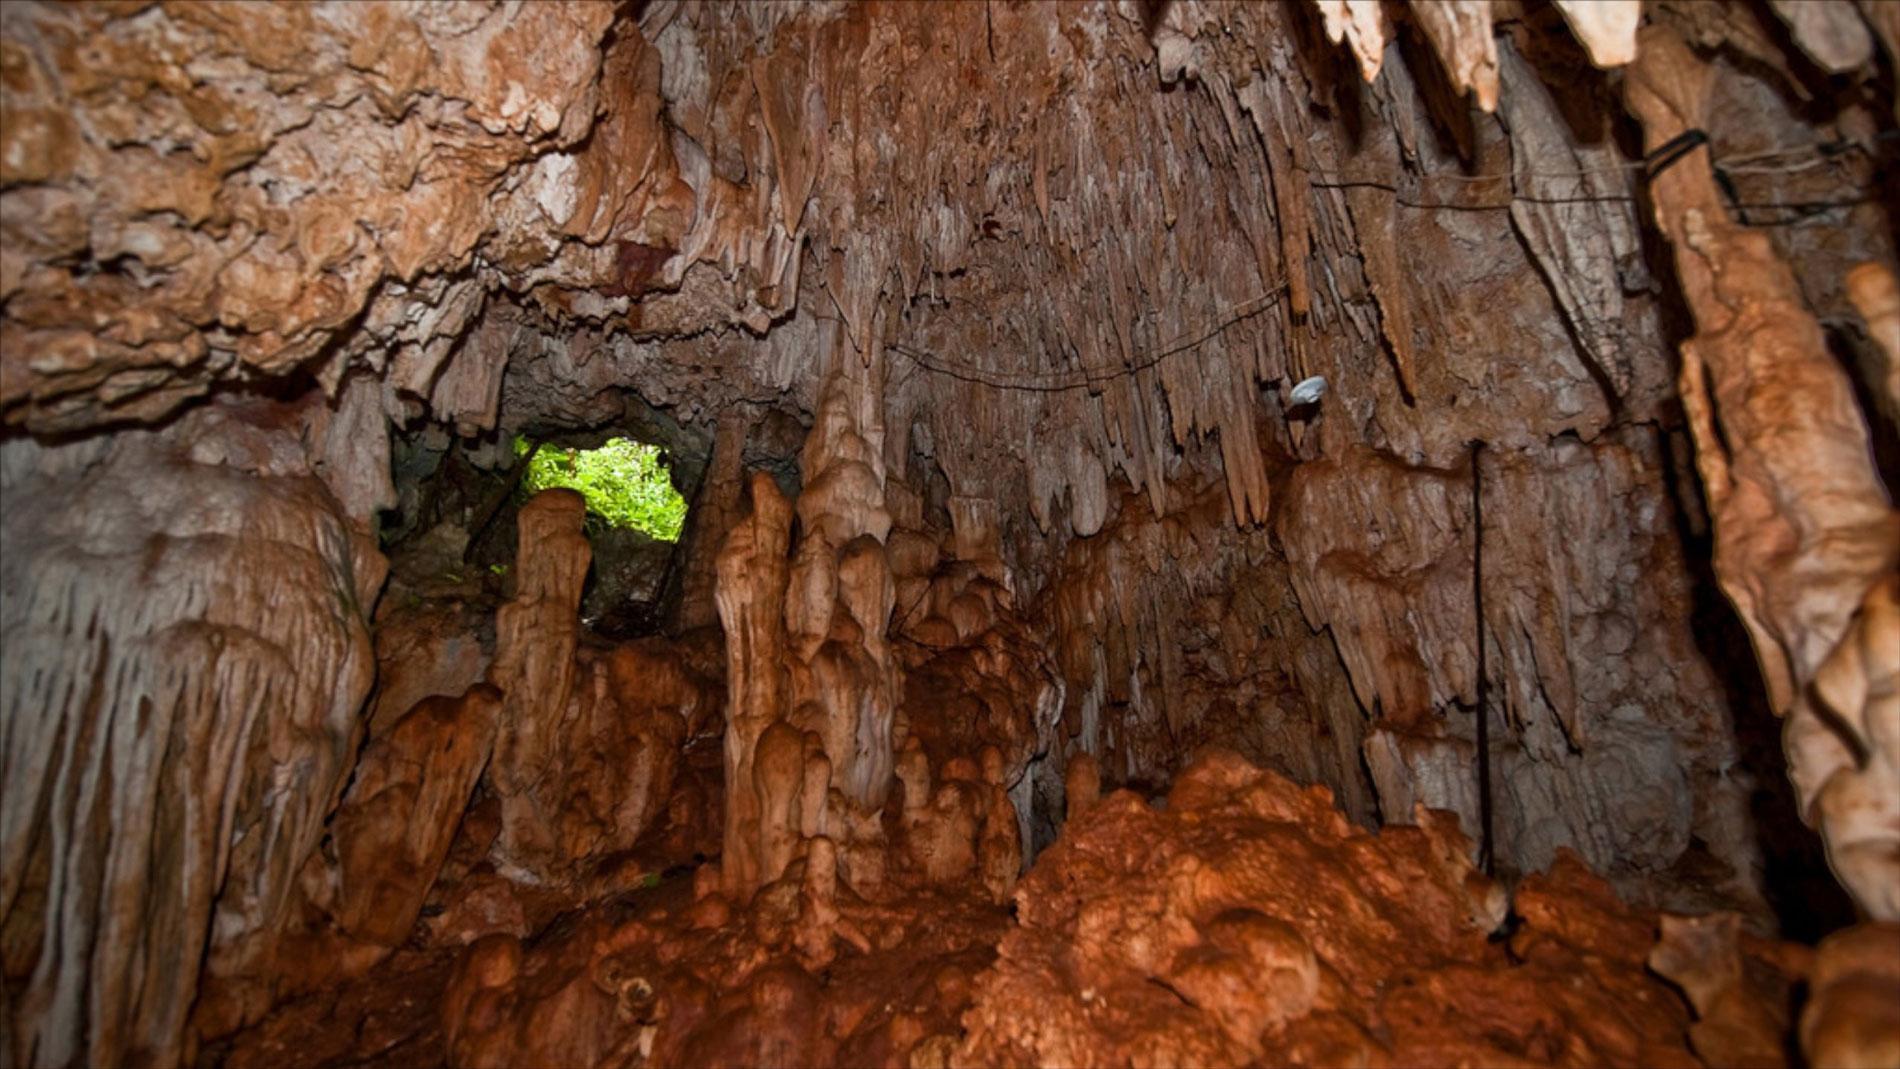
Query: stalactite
[
  {"left": 0, "top": 404, "right": 383, "bottom": 1067},
  {"left": 1768, "top": 0, "right": 1876, "bottom": 74},
  {"left": 4, "top": 3, "right": 1897, "bottom": 1063},
  {"left": 1313, "top": 0, "right": 1389, "bottom": 84},
  {"left": 1495, "top": 40, "right": 1645, "bottom": 401},
  {"left": 1627, "top": 25, "right": 1900, "bottom": 920},
  {"left": 1551, "top": 0, "right": 1640, "bottom": 68},
  {"left": 1409, "top": 0, "right": 1500, "bottom": 112}
]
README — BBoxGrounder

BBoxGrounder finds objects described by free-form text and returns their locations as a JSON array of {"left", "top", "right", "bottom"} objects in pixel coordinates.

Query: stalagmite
[
  {"left": 716, "top": 472, "right": 795, "bottom": 897},
  {"left": 1801, "top": 924, "right": 1900, "bottom": 1067},
  {"left": 3, "top": 1, "right": 1897, "bottom": 1065},
  {"left": 486, "top": 489, "right": 591, "bottom": 876},
  {"left": 778, "top": 360, "right": 903, "bottom": 886},
  {"left": 330, "top": 686, "right": 503, "bottom": 946}
]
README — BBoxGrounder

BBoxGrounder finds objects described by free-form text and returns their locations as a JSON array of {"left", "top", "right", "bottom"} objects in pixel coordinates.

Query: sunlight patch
[{"left": 515, "top": 436, "right": 687, "bottom": 541}]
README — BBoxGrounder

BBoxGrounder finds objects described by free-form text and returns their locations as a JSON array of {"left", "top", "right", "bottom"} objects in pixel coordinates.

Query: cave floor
[{"left": 203, "top": 754, "right": 1817, "bottom": 1069}]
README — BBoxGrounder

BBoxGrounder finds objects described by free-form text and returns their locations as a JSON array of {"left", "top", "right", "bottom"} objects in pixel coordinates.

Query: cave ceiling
[{"left": 6, "top": 2, "right": 1888, "bottom": 552}]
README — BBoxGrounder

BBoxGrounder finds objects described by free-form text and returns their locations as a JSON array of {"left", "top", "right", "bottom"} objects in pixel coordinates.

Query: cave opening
[
  {"left": 3, "top": 2, "right": 1898, "bottom": 1068},
  {"left": 510, "top": 432, "right": 691, "bottom": 636},
  {"left": 515, "top": 435, "right": 688, "bottom": 543}
]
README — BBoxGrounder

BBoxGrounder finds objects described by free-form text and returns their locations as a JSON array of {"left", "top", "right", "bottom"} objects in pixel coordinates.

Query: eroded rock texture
[
  {"left": 329, "top": 685, "right": 504, "bottom": 948},
  {"left": 1627, "top": 25, "right": 1900, "bottom": 921},
  {"left": 487, "top": 490, "right": 691, "bottom": 884},
  {"left": 957, "top": 752, "right": 1762, "bottom": 1068},
  {"left": 0, "top": 401, "right": 383, "bottom": 1067},
  {"left": 3, "top": 0, "right": 1898, "bottom": 1065}
]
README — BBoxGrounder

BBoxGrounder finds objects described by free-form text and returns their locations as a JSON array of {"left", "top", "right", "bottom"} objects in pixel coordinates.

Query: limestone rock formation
[
  {"left": 3, "top": 1, "right": 1898, "bottom": 1065},
  {"left": 1801, "top": 923, "right": 1900, "bottom": 1068},
  {"left": 957, "top": 751, "right": 1757, "bottom": 1068},
  {"left": 1, "top": 399, "right": 384, "bottom": 1067},
  {"left": 714, "top": 353, "right": 913, "bottom": 899},
  {"left": 329, "top": 685, "right": 504, "bottom": 947},
  {"left": 1627, "top": 25, "right": 1900, "bottom": 921},
  {"left": 484, "top": 490, "right": 690, "bottom": 884},
  {"left": 487, "top": 489, "right": 593, "bottom": 876},
  {"left": 715, "top": 471, "right": 797, "bottom": 898},
  {"left": 438, "top": 860, "right": 1007, "bottom": 1069},
  {"left": 1649, "top": 910, "right": 1803, "bottom": 1067}
]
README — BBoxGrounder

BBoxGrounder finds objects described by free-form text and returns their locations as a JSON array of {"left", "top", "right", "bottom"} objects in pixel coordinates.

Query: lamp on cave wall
[
  {"left": 1286, "top": 375, "right": 1328, "bottom": 449},
  {"left": 1287, "top": 375, "right": 1328, "bottom": 412}
]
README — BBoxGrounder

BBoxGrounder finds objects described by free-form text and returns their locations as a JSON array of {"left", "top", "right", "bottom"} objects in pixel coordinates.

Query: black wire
[
  {"left": 889, "top": 282, "right": 1287, "bottom": 393},
  {"left": 1305, "top": 178, "right": 1640, "bottom": 209},
  {"left": 1472, "top": 440, "right": 1494, "bottom": 878},
  {"left": 1644, "top": 128, "right": 1710, "bottom": 183},
  {"left": 888, "top": 133, "right": 1887, "bottom": 390}
]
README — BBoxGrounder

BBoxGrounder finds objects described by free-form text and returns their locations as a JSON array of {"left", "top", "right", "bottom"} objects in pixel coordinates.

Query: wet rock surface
[
  {"left": 957, "top": 752, "right": 1764, "bottom": 1069},
  {"left": 212, "top": 750, "right": 1815, "bottom": 1069},
  {"left": 4, "top": 0, "right": 1899, "bottom": 1065}
]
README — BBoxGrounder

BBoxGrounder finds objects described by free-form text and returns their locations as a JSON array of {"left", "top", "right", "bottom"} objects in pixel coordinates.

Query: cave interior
[{"left": 1, "top": 1, "right": 1898, "bottom": 1066}]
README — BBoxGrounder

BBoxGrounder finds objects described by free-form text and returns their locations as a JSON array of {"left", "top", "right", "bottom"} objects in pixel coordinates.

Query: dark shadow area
[
  {"left": 380, "top": 399, "right": 710, "bottom": 641},
  {"left": 1826, "top": 324, "right": 1900, "bottom": 495},
  {"left": 1652, "top": 421, "right": 1858, "bottom": 941}
]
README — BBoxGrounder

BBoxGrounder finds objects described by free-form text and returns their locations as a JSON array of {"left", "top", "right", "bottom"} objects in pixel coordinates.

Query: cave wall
[
  {"left": 1, "top": 1, "right": 1897, "bottom": 1064},
  {"left": 0, "top": 402, "right": 383, "bottom": 1067}
]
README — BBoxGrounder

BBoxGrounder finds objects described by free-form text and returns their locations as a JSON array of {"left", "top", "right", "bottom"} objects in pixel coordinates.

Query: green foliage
[{"left": 515, "top": 436, "right": 687, "bottom": 542}]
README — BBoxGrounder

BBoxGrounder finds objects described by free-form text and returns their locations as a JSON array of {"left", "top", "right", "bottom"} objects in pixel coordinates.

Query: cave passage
[
  {"left": 1, "top": 2, "right": 1897, "bottom": 1068},
  {"left": 516, "top": 435, "right": 689, "bottom": 542}
]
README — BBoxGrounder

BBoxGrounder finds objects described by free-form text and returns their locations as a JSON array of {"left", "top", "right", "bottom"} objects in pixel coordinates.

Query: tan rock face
[
  {"left": 5, "top": 0, "right": 1899, "bottom": 1064},
  {"left": 0, "top": 1, "right": 640, "bottom": 433},
  {"left": 956, "top": 751, "right": 1754, "bottom": 1069},
  {"left": 0, "top": 399, "right": 383, "bottom": 1068},
  {"left": 1627, "top": 25, "right": 1900, "bottom": 921}
]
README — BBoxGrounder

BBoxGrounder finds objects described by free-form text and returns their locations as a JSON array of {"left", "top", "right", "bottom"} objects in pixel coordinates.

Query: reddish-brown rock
[
  {"left": 957, "top": 751, "right": 1712, "bottom": 1068},
  {"left": 330, "top": 685, "right": 503, "bottom": 947},
  {"left": 6, "top": 3, "right": 1898, "bottom": 1065},
  {"left": 1801, "top": 923, "right": 1900, "bottom": 1068}
]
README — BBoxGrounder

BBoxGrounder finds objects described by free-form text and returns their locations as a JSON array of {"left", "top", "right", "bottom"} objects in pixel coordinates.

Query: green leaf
[{"left": 515, "top": 436, "right": 687, "bottom": 542}]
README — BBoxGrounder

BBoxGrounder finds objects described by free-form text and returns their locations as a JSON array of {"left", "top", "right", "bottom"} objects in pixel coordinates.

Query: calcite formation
[
  {"left": 330, "top": 685, "right": 504, "bottom": 948},
  {"left": 2, "top": 0, "right": 1898, "bottom": 1066},
  {"left": 485, "top": 490, "right": 692, "bottom": 883},
  {"left": 1626, "top": 25, "right": 1900, "bottom": 921},
  {"left": 0, "top": 400, "right": 383, "bottom": 1067},
  {"left": 958, "top": 751, "right": 1813, "bottom": 1069},
  {"left": 715, "top": 470, "right": 797, "bottom": 897},
  {"left": 1801, "top": 923, "right": 1900, "bottom": 1068}
]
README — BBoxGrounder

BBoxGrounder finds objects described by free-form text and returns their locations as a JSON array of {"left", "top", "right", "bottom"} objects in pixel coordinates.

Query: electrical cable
[{"left": 887, "top": 131, "right": 1890, "bottom": 391}]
